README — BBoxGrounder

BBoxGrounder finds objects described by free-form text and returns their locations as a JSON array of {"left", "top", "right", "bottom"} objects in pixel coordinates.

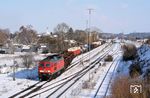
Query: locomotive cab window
[
  {"left": 53, "top": 56, "right": 62, "bottom": 61},
  {"left": 46, "top": 64, "right": 50, "bottom": 67},
  {"left": 48, "top": 55, "right": 63, "bottom": 62},
  {"left": 39, "top": 63, "right": 44, "bottom": 67},
  {"left": 56, "top": 55, "right": 63, "bottom": 60}
]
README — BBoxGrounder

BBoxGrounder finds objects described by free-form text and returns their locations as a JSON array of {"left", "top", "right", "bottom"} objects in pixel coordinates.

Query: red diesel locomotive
[
  {"left": 38, "top": 50, "right": 77, "bottom": 81},
  {"left": 38, "top": 54, "right": 64, "bottom": 80}
]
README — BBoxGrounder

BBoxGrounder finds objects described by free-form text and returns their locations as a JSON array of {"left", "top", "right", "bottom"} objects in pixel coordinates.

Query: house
[
  {"left": 38, "top": 44, "right": 48, "bottom": 53},
  {"left": 21, "top": 45, "right": 31, "bottom": 52}
]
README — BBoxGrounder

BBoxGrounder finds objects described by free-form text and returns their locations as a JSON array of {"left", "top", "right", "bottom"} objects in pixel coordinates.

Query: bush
[
  {"left": 129, "top": 62, "right": 142, "bottom": 78},
  {"left": 122, "top": 44, "right": 137, "bottom": 61},
  {"left": 110, "top": 76, "right": 149, "bottom": 98},
  {"left": 42, "top": 49, "right": 49, "bottom": 54},
  {"left": 101, "top": 40, "right": 106, "bottom": 45},
  {"left": 110, "top": 76, "right": 131, "bottom": 98},
  {"left": 145, "top": 39, "right": 150, "bottom": 44},
  {"left": 104, "top": 55, "right": 113, "bottom": 62}
]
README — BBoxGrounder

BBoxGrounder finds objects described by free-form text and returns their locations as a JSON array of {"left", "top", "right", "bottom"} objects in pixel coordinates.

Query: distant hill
[
  {"left": 99, "top": 32, "right": 150, "bottom": 39},
  {"left": 85, "top": 27, "right": 103, "bottom": 33},
  {"left": 126, "top": 32, "right": 150, "bottom": 39},
  {"left": 100, "top": 33, "right": 114, "bottom": 39}
]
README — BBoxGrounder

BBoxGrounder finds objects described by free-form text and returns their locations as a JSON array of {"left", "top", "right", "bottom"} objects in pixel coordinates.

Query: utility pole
[
  {"left": 13, "top": 60, "right": 17, "bottom": 81},
  {"left": 87, "top": 8, "right": 94, "bottom": 82},
  {"left": 87, "top": 8, "right": 94, "bottom": 49}
]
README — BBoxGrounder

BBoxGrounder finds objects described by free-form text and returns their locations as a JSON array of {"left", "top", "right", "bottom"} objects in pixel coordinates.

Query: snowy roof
[
  {"left": 41, "top": 45, "right": 47, "bottom": 48},
  {"left": 64, "top": 40, "right": 76, "bottom": 44},
  {"left": 22, "top": 45, "right": 30, "bottom": 49},
  {"left": 68, "top": 47, "right": 81, "bottom": 51},
  {"left": 13, "top": 44, "right": 23, "bottom": 46}
]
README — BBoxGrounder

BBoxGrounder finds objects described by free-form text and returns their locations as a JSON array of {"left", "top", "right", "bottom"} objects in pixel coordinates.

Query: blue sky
[{"left": 0, "top": 0, "right": 150, "bottom": 33}]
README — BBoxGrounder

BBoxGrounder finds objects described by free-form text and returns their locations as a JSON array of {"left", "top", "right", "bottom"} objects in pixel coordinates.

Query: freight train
[
  {"left": 67, "top": 47, "right": 81, "bottom": 55},
  {"left": 38, "top": 43, "right": 102, "bottom": 81},
  {"left": 38, "top": 47, "right": 80, "bottom": 81}
]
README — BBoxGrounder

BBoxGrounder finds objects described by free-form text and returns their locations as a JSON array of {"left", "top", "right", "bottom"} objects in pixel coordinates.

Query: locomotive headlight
[
  {"left": 39, "top": 70, "right": 44, "bottom": 72},
  {"left": 47, "top": 70, "right": 50, "bottom": 72}
]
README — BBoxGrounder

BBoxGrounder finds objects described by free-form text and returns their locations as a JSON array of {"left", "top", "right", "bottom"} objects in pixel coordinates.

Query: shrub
[
  {"left": 110, "top": 76, "right": 131, "bottom": 98},
  {"left": 122, "top": 44, "right": 137, "bottom": 61},
  {"left": 42, "top": 49, "right": 49, "bottom": 54},
  {"left": 110, "top": 76, "right": 149, "bottom": 98},
  {"left": 129, "top": 62, "right": 142, "bottom": 78},
  {"left": 101, "top": 40, "right": 106, "bottom": 45},
  {"left": 145, "top": 39, "right": 150, "bottom": 44},
  {"left": 104, "top": 55, "right": 113, "bottom": 62},
  {"left": 82, "top": 80, "right": 95, "bottom": 89}
]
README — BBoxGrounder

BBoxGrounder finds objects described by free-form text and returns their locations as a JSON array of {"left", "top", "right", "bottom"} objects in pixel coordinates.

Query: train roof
[{"left": 41, "top": 53, "right": 62, "bottom": 62}]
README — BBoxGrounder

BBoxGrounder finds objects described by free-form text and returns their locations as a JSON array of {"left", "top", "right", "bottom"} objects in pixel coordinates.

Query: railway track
[
  {"left": 93, "top": 52, "right": 121, "bottom": 98},
  {"left": 66, "top": 43, "right": 112, "bottom": 71},
  {"left": 43, "top": 45, "right": 115, "bottom": 98},
  {"left": 9, "top": 43, "right": 114, "bottom": 98},
  {"left": 103, "top": 60, "right": 120, "bottom": 98},
  {"left": 52, "top": 45, "right": 121, "bottom": 98},
  {"left": 28, "top": 45, "right": 113, "bottom": 98}
]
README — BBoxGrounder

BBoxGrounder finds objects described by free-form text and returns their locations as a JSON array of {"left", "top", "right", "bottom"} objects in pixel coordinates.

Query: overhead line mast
[
  {"left": 87, "top": 8, "right": 94, "bottom": 82},
  {"left": 87, "top": 8, "right": 94, "bottom": 51}
]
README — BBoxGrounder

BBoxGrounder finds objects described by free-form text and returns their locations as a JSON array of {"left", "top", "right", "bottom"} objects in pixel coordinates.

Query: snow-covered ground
[
  {"left": 25, "top": 43, "right": 114, "bottom": 98},
  {"left": 116, "top": 43, "right": 150, "bottom": 78},
  {"left": 2, "top": 42, "right": 140, "bottom": 98},
  {"left": 136, "top": 44, "right": 150, "bottom": 77},
  {"left": 71, "top": 43, "right": 122, "bottom": 98},
  {"left": 0, "top": 73, "right": 37, "bottom": 97},
  {"left": 0, "top": 43, "right": 114, "bottom": 98},
  {"left": 1, "top": 41, "right": 136, "bottom": 98},
  {"left": 0, "top": 53, "right": 51, "bottom": 97},
  {"left": 0, "top": 53, "right": 48, "bottom": 67}
]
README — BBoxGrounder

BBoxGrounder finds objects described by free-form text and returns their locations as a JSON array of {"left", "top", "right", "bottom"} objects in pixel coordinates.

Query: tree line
[{"left": 0, "top": 22, "right": 100, "bottom": 52}]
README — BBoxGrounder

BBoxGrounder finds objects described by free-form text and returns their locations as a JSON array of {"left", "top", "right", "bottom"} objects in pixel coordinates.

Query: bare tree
[
  {"left": 21, "top": 53, "right": 34, "bottom": 69},
  {"left": 74, "top": 30, "right": 88, "bottom": 44},
  {"left": 90, "top": 31, "right": 99, "bottom": 42},
  {"left": 66, "top": 27, "right": 74, "bottom": 40},
  {"left": 54, "top": 22, "right": 70, "bottom": 34},
  {"left": 15, "top": 25, "right": 37, "bottom": 45},
  {"left": 20, "top": 53, "right": 37, "bottom": 79},
  {"left": 0, "top": 28, "right": 10, "bottom": 44},
  {"left": 54, "top": 23, "right": 70, "bottom": 51}
]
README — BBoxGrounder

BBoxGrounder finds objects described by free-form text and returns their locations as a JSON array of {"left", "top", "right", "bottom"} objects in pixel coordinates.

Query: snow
[
  {"left": 136, "top": 44, "right": 150, "bottom": 77},
  {"left": 0, "top": 53, "right": 46, "bottom": 67},
  {"left": 22, "top": 45, "right": 30, "bottom": 49},
  {"left": 26, "top": 43, "right": 113, "bottom": 98},
  {"left": 72, "top": 43, "right": 122, "bottom": 98},
  {"left": 0, "top": 53, "right": 48, "bottom": 97},
  {"left": 0, "top": 42, "right": 124, "bottom": 98},
  {"left": 0, "top": 71, "right": 37, "bottom": 98},
  {"left": 116, "top": 60, "right": 132, "bottom": 76},
  {"left": 0, "top": 66, "right": 11, "bottom": 74}
]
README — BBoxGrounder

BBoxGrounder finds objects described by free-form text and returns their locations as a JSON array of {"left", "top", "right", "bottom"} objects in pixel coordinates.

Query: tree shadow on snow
[{"left": 8, "top": 66, "right": 39, "bottom": 81}]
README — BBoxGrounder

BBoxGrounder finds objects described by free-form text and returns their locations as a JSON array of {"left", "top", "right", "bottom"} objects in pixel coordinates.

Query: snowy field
[
  {"left": 0, "top": 43, "right": 113, "bottom": 98},
  {"left": 1, "top": 41, "right": 143, "bottom": 98},
  {"left": 73, "top": 43, "right": 122, "bottom": 98},
  {"left": 0, "top": 53, "right": 47, "bottom": 98},
  {"left": 0, "top": 53, "right": 49, "bottom": 67}
]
